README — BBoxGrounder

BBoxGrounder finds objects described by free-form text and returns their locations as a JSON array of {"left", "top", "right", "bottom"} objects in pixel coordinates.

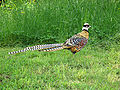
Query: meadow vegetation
[{"left": 0, "top": 0, "right": 120, "bottom": 89}]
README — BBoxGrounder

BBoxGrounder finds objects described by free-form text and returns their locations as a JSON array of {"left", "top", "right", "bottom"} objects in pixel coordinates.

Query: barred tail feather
[
  {"left": 8, "top": 43, "right": 63, "bottom": 54},
  {"left": 39, "top": 46, "right": 64, "bottom": 52}
]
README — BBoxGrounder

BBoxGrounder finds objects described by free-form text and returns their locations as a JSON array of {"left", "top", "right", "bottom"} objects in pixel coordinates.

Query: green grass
[
  {"left": 0, "top": 46, "right": 120, "bottom": 89},
  {"left": 0, "top": 0, "right": 120, "bottom": 47},
  {"left": 0, "top": 0, "right": 120, "bottom": 89}
]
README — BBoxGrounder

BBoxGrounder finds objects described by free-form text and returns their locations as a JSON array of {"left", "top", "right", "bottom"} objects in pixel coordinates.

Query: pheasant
[{"left": 8, "top": 23, "right": 91, "bottom": 54}]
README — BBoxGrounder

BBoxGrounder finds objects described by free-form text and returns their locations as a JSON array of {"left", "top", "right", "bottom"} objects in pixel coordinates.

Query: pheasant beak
[{"left": 89, "top": 25, "right": 91, "bottom": 28}]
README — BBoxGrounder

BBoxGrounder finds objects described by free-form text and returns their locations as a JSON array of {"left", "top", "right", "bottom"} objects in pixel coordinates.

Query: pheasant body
[
  {"left": 63, "top": 30, "right": 89, "bottom": 54},
  {"left": 9, "top": 23, "right": 91, "bottom": 54}
]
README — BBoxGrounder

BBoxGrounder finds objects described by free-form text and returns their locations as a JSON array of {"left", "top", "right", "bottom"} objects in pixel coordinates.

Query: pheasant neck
[
  {"left": 80, "top": 30, "right": 89, "bottom": 39},
  {"left": 82, "top": 29, "right": 89, "bottom": 33},
  {"left": 82, "top": 27, "right": 89, "bottom": 33}
]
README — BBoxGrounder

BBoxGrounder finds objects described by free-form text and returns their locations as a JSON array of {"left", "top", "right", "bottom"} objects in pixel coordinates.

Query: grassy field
[
  {"left": 0, "top": 0, "right": 120, "bottom": 89},
  {"left": 0, "top": 46, "right": 120, "bottom": 89},
  {"left": 0, "top": 0, "right": 120, "bottom": 47}
]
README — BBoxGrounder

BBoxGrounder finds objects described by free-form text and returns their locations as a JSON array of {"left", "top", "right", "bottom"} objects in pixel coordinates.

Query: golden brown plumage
[{"left": 8, "top": 23, "right": 91, "bottom": 54}]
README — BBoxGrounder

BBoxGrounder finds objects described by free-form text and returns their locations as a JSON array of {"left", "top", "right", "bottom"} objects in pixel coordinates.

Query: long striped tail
[
  {"left": 39, "top": 46, "right": 64, "bottom": 52},
  {"left": 8, "top": 43, "right": 64, "bottom": 54}
]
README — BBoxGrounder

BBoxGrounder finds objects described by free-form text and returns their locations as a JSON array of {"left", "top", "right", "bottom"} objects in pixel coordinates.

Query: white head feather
[{"left": 82, "top": 23, "right": 91, "bottom": 31}]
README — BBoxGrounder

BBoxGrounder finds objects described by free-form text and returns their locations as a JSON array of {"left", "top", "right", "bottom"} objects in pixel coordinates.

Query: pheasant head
[{"left": 82, "top": 23, "right": 91, "bottom": 32}]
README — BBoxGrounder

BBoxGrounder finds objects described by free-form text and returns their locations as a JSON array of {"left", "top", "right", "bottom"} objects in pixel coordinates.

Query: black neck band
[{"left": 82, "top": 29, "right": 89, "bottom": 33}]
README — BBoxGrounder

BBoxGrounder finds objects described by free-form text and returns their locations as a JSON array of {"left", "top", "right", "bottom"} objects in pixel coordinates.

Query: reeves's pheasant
[{"left": 9, "top": 23, "right": 91, "bottom": 54}]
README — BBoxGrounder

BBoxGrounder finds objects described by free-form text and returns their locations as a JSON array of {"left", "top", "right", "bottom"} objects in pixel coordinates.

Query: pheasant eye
[
  {"left": 86, "top": 25, "right": 89, "bottom": 27},
  {"left": 83, "top": 25, "right": 89, "bottom": 27}
]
